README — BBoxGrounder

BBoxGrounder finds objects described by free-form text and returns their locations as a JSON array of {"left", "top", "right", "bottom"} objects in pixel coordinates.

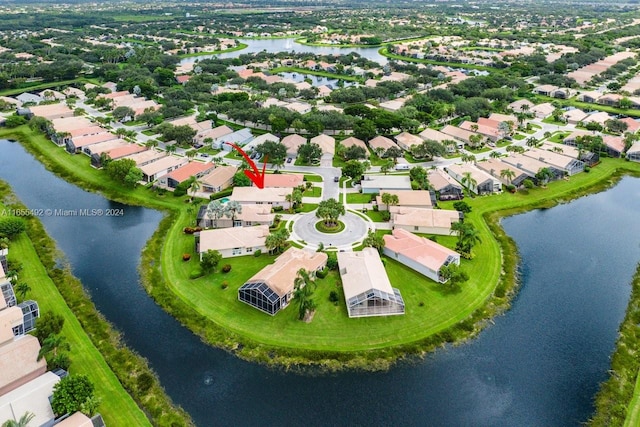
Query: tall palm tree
[
  {"left": 189, "top": 178, "right": 202, "bottom": 202},
  {"left": 2, "top": 412, "right": 35, "bottom": 427},
  {"left": 450, "top": 222, "right": 481, "bottom": 255},
  {"left": 205, "top": 200, "right": 228, "bottom": 228},
  {"left": 165, "top": 144, "right": 177, "bottom": 154},
  {"left": 461, "top": 171, "right": 477, "bottom": 196},
  {"left": 224, "top": 200, "right": 243, "bottom": 225},
  {"left": 15, "top": 283, "right": 31, "bottom": 300},
  {"left": 37, "top": 334, "right": 70, "bottom": 361},
  {"left": 489, "top": 151, "right": 501, "bottom": 159},
  {"left": 500, "top": 169, "right": 516, "bottom": 185},
  {"left": 381, "top": 192, "right": 399, "bottom": 210},
  {"left": 293, "top": 269, "right": 317, "bottom": 321}
]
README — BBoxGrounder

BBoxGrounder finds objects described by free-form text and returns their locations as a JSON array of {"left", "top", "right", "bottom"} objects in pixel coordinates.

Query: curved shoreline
[
  {"left": 3, "top": 127, "right": 640, "bottom": 374},
  {"left": 178, "top": 43, "right": 248, "bottom": 59}
]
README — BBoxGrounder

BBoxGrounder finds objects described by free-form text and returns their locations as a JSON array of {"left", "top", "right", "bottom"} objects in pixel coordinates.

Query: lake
[{"left": 1, "top": 138, "right": 638, "bottom": 426}]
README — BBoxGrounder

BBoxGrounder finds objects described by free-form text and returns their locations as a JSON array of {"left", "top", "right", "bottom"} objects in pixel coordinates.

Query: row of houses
[{"left": 0, "top": 252, "right": 101, "bottom": 426}]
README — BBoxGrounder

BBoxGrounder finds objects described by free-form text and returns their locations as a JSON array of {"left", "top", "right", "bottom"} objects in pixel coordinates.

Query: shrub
[
  {"left": 221, "top": 281, "right": 228, "bottom": 290},
  {"left": 381, "top": 211, "right": 391, "bottom": 221},
  {"left": 372, "top": 204, "right": 379, "bottom": 212},
  {"left": 189, "top": 268, "right": 204, "bottom": 279},
  {"left": 183, "top": 227, "right": 195, "bottom": 234},
  {"left": 326, "top": 255, "right": 338, "bottom": 270},
  {"left": 584, "top": 165, "right": 591, "bottom": 173},
  {"left": 329, "top": 290, "right": 339, "bottom": 303},
  {"left": 253, "top": 249, "right": 262, "bottom": 257},
  {"left": 418, "top": 301, "right": 425, "bottom": 307},
  {"left": 453, "top": 201, "right": 472, "bottom": 213},
  {"left": 0, "top": 216, "right": 27, "bottom": 240},
  {"left": 316, "top": 268, "right": 327, "bottom": 279},
  {"left": 136, "top": 372, "right": 154, "bottom": 394},
  {"left": 222, "top": 264, "right": 232, "bottom": 273},
  {"left": 182, "top": 253, "right": 191, "bottom": 261},
  {"left": 273, "top": 206, "right": 284, "bottom": 212},
  {"left": 523, "top": 179, "right": 534, "bottom": 189},
  {"left": 505, "top": 184, "right": 516, "bottom": 193}
]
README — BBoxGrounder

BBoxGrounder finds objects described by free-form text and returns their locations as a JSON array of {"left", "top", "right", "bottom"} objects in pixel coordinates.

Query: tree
[
  {"left": 291, "top": 188, "right": 303, "bottom": 210},
  {"left": 4, "top": 115, "right": 27, "bottom": 128},
  {"left": 2, "top": 412, "right": 35, "bottom": 427},
  {"left": 293, "top": 269, "right": 317, "bottom": 321},
  {"left": 380, "top": 160, "right": 395, "bottom": 175},
  {"left": 112, "top": 106, "right": 135, "bottom": 122},
  {"left": 106, "top": 158, "right": 137, "bottom": 184},
  {"left": 341, "top": 160, "right": 366, "bottom": 181},
  {"left": 605, "top": 119, "right": 628, "bottom": 134},
  {"left": 383, "top": 146, "right": 404, "bottom": 163},
  {"left": 460, "top": 171, "right": 477, "bottom": 196},
  {"left": 381, "top": 192, "right": 399, "bottom": 210},
  {"left": 37, "top": 334, "right": 70, "bottom": 362},
  {"left": 265, "top": 228, "right": 290, "bottom": 254},
  {"left": 35, "top": 311, "right": 64, "bottom": 344},
  {"left": 256, "top": 140, "right": 287, "bottom": 167},
  {"left": 200, "top": 249, "right": 222, "bottom": 273},
  {"left": 362, "top": 230, "right": 385, "bottom": 253},
  {"left": 342, "top": 145, "right": 367, "bottom": 160},
  {"left": 124, "top": 167, "right": 143, "bottom": 187},
  {"left": 224, "top": 200, "right": 243, "bottom": 223},
  {"left": 353, "top": 119, "right": 377, "bottom": 142},
  {"left": 0, "top": 217, "right": 26, "bottom": 240},
  {"left": 450, "top": 221, "right": 481, "bottom": 256},
  {"left": 172, "top": 125, "right": 197, "bottom": 145},
  {"left": 297, "top": 142, "right": 322, "bottom": 164},
  {"left": 535, "top": 167, "right": 554, "bottom": 186},
  {"left": 411, "top": 140, "right": 446, "bottom": 160},
  {"left": 453, "top": 201, "right": 472, "bottom": 214},
  {"left": 15, "top": 282, "right": 30, "bottom": 300},
  {"left": 231, "top": 169, "right": 250, "bottom": 186},
  {"left": 315, "top": 198, "right": 345, "bottom": 227},
  {"left": 138, "top": 108, "right": 162, "bottom": 127},
  {"left": 500, "top": 169, "right": 516, "bottom": 185},
  {"left": 51, "top": 375, "right": 96, "bottom": 416},
  {"left": 410, "top": 166, "right": 430, "bottom": 190},
  {"left": 205, "top": 200, "right": 227, "bottom": 228},
  {"left": 439, "top": 263, "right": 469, "bottom": 289},
  {"left": 189, "top": 178, "right": 202, "bottom": 201},
  {"left": 489, "top": 151, "right": 501, "bottom": 159}
]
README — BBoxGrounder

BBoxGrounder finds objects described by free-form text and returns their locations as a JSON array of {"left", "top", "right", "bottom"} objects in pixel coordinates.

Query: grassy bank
[
  {"left": 3, "top": 125, "right": 640, "bottom": 374},
  {"left": 0, "top": 181, "right": 191, "bottom": 426},
  {"left": 588, "top": 263, "right": 640, "bottom": 426},
  {"left": 379, "top": 47, "right": 494, "bottom": 71}
]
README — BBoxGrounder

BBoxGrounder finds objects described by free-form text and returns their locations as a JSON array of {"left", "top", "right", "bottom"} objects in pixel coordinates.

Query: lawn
[
  {"left": 303, "top": 174, "right": 323, "bottom": 182},
  {"left": 0, "top": 199, "right": 150, "bottom": 427},
  {"left": 346, "top": 192, "right": 376, "bottom": 204},
  {"left": 364, "top": 210, "right": 388, "bottom": 222},
  {"left": 548, "top": 132, "right": 570, "bottom": 143},
  {"left": 513, "top": 134, "right": 526, "bottom": 140},
  {"left": 304, "top": 185, "right": 322, "bottom": 198}
]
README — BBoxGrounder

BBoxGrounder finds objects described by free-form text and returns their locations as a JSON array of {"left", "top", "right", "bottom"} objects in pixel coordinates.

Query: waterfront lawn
[{"left": 0, "top": 201, "right": 150, "bottom": 427}]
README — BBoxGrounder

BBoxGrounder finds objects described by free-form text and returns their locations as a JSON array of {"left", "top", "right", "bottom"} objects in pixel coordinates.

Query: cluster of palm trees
[
  {"left": 450, "top": 221, "right": 481, "bottom": 257},
  {"left": 205, "top": 199, "right": 243, "bottom": 228},
  {"left": 293, "top": 268, "right": 317, "bottom": 321}
]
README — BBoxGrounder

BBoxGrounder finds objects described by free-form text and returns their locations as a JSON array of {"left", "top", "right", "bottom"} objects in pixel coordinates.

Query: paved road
[{"left": 291, "top": 211, "right": 370, "bottom": 251}]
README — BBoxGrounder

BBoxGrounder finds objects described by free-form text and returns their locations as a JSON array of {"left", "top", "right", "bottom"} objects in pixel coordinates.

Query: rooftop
[
  {"left": 338, "top": 248, "right": 394, "bottom": 300},
  {"left": 199, "top": 225, "right": 269, "bottom": 253},
  {"left": 383, "top": 228, "right": 459, "bottom": 273}
]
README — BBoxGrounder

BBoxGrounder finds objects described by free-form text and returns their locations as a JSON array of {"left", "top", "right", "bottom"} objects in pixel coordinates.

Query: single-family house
[
  {"left": 508, "top": 99, "right": 535, "bottom": 113},
  {"left": 310, "top": 134, "right": 335, "bottom": 158},
  {"left": 238, "top": 248, "right": 327, "bottom": 315},
  {"left": 394, "top": 132, "right": 422, "bottom": 150},
  {"left": 540, "top": 142, "right": 599, "bottom": 166},
  {"left": 157, "top": 162, "right": 216, "bottom": 189},
  {"left": 419, "top": 128, "right": 463, "bottom": 151},
  {"left": 501, "top": 154, "right": 563, "bottom": 182},
  {"left": 529, "top": 102, "right": 555, "bottom": 119},
  {"left": 427, "top": 169, "right": 464, "bottom": 200},
  {"left": 376, "top": 190, "right": 435, "bottom": 210},
  {"left": 212, "top": 128, "right": 253, "bottom": 151},
  {"left": 199, "top": 165, "right": 237, "bottom": 194},
  {"left": 563, "top": 109, "right": 589, "bottom": 125},
  {"left": 28, "top": 103, "right": 73, "bottom": 120},
  {"left": 562, "top": 130, "right": 592, "bottom": 146},
  {"left": 262, "top": 173, "right": 304, "bottom": 189},
  {"left": 460, "top": 120, "right": 499, "bottom": 142},
  {"left": 193, "top": 125, "right": 233, "bottom": 146},
  {"left": 602, "top": 135, "right": 625, "bottom": 158},
  {"left": 390, "top": 206, "right": 462, "bottom": 235},
  {"left": 123, "top": 149, "right": 167, "bottom": 167},
  {"left": 338, "top": 248, "right": 405, "bottom": 318},
  {"left": 361, "top": 175, "right": 412, "bottom": 194},
  {"left": 340, "top": 136, "right": 368, "bottom": 152},
  {"left": 584, "top": 111, "right": 613, "bottom": 127},
  {"left": 15, "top": 93, "right": 42, "bottom": 105},
  {"left": 532, "top": 84, "right": 559, "bottom": 97},
  {"left": 281, "top": 134, "right": 307, "bottom": 157},
  {"left": 230, "top": 186, "right": 292, "bottom": 208},
  {"left": 91, "top": 144, "right": 147, "bottom": 168},
  {"left": 245, "top": 133, "right": 280, "bottom": 154},
  {"left": 197, "top": 203, "right": 275, "bottom": 228},
  {"left": 82, "top": 138, "right": 128, "bottom": 157},
  {"left": 66, "top": 132, "right": 118, "bottom": 154},
  {"left": 598, "top": 93, "right": 624, "bottom": 106},
  {"left": 620, "top": 117, "right": 640, "bottom": 133},
  {"left": 523, "top": 147, "right": 585, "bottom": 176},
  {"left": 626, "top": 141, "right": 640, "bottom": 162},
  {"left": 440, "top": 125, "right": 481, "bottom": 146},
  {"left": 383, "top": 228, "right": 460, "bottom": 284},
  {"left": 196, "top": 225, "right": 270, "bottom": 259},
  {"left": 578, "top": 90, "right": 602, "bottom": 104},
  {"left": 139, "top": 156, "right": 189, "bottom": 183},
  {"left": 368, "top": 135, "right": 398, "bottom": 154},
  {"left": 446, "top": 163, "right": 502, "bottom": 194},
  {"left": 475, "top": 158, "right": 531, "bottom": 187}
]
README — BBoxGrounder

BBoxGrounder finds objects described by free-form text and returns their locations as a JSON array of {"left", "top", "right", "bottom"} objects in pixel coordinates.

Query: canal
[{"left": 1, "top": 138, "right": 639, "bottom": 426}]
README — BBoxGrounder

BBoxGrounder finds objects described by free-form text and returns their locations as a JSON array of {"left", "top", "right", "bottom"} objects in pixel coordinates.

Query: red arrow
[{"left": 225, "top": 142, "right": 268, "bottom": 189}]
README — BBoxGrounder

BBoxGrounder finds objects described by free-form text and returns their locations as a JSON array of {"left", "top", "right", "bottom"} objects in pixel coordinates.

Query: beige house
[
  {"left": 523, "top": 147, "right": 584, "bottom": 175},
  {"left": 28, "top": 103, "right": 73, "bottom": 120},
  {"left": 394, "top": 132, "right": 422, "bottom": 150},
  {"left": 262, "top": 173, "right": 304, "bottom": 189},
  {"left": 139, "top": 156, "right": 189, "bottom": 183},
  {"left": 281, "top": 134, "right": 307, "bottom": 157},
  {"left": 338, "top": 248, "right": 405, "bottom": 318},
  {"left": 197, "top": 225, "right": 270, "bottom": 259},
  {"left": 383, "top": 228, "right": 460, "bottom": 283},
  {"left": 310, "top": 134, "right": 335, "bottom": 157},
  {"left": 199, "top": 204, "right": 275, "bottom": 228},
  {"left": 368, "top": 135, "right": 398, "bottom": 153},
  {"left": 238, "top": 248, "right": 328, "bottom": 315},
  {"left": 446, "top": 163, "right": 502, "bottom": 194},
  {"left": 123, "top": 149, "right": 167, "bottom": 167},
  {"left": 376, "top": 190, "right": 434, "bottom": 210},
  {"left": 340, "top": 136, "right": 368, "bottom": 152},
  {"left": 199, "top": 166, "right": 237, "bottom": 194},
  {"left": 230, "top": 186, "right": 292, "bottom": 207},
  {"left": 390, "top": 206, "right": 461, "bottom": 235}
]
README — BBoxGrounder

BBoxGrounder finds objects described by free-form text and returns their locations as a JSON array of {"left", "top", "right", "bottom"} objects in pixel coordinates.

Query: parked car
[
  {"left": 286, "top": 157, "right": 292, "bottom": 163},
  {"left": 334, "top": 176, "right": 340, "bottom": 182}
]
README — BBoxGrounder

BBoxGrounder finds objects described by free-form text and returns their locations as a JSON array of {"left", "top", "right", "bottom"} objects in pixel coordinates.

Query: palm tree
[
  {"left": 381, "top": 192, "right": 399, "bottom": 210},
  {"left": 165, "top": 144, "right": 177, "bottom": 154},
  {"left": 265, "top": 229, "right": 290, "bottom": 254},
  {"left": 285, "top": 193, "right": 294, "bottom": 213},
  {"left": 460, "top": 171, "right": 477, "bottom": 196},
  {"left": 189, "top": 178, "right": 202, "bottom": 202},
  {"left": 224, "top": 200, "right": 243, "bottom": 225},
  {"left": 500, "top": 169, "right": 516, "bottom": 185},
  {"left": 2, "top": 412, "right": 35, "bottom": 427},
  {"left": 186, "top": 150, "right": 197, "bottom": 160},
  {"left": 293, "top": 269, "right": 317, "bottom": 321},
  {"left": 205, "top": 200, "right": 228, "bottom": 228},
  {"left": 15, "top": 282, "right": 31, "bottom": 300},
  {"left": 450, "top": 222, "right": 481, "bottom": 255},
  {"left": 489, "top": 151, "right": 501, "bottom": 159},
  {"left": 535, "top": 167, "right": 554, "bottom": 186},
  {"left": 37, "top": 334, "right": 70, "bottom": 361}
]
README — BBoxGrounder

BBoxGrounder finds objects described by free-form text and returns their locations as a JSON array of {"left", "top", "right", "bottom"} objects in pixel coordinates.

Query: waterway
[
  {"left": 179, "top": 38, "right": 388, "bottom": 65},
  {"left": 1, "top": 138, "right": 639, "bottom": 426}
]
